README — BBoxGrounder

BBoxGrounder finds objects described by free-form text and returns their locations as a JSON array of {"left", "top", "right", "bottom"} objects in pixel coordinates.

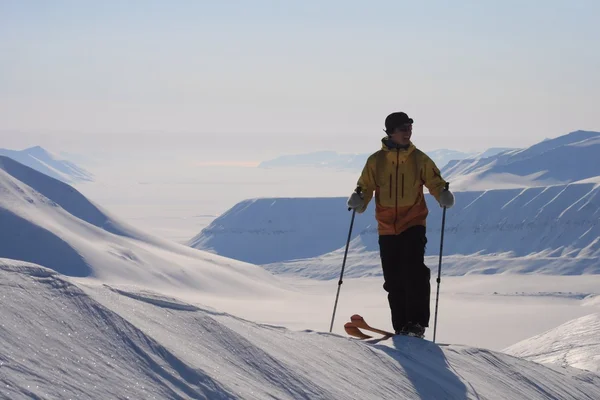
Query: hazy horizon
[
  {"left": 0, "top": 128, "right": 594, "bottom": 168},
  {"left": 2, "top": 1, "right": 599, "bottom": 163}
]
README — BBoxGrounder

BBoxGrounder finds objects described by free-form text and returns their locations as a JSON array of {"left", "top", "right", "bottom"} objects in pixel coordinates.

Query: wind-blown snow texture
[
  {"left": 504, "top": 312, "right": 600, "bottom": 373},
  {"left": 2, "top": 259, "right": 600, "bottom": 400},
  {"left": 0, "top": 145, "right": 93, "bottom": 183}
]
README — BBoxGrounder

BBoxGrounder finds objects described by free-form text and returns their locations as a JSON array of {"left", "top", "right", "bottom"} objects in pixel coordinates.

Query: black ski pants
[{"left": 379, "top": 225, "right": 431, "bottom": 332}]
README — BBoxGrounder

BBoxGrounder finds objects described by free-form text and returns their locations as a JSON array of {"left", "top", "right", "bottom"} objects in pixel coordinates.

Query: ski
[
  {"left": 344, "top": 322, "right": 372, "bottom": 339},
  {"left": 351, "top": 314, "right": 427, "bottom": 339},
  {"left": 350, "top": 314, "right": 395, "bottom": 337},
  {"left": 346, "top": 314, "right": 450, "bottom": 344}
]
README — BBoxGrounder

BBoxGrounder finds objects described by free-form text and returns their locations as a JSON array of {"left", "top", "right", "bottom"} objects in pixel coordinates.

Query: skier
[{"left": 347, "top": 112, "right": 455, "bottom": 337}]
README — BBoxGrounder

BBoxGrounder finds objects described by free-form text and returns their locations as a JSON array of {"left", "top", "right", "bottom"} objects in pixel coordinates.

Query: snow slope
[
  {"left": 0, "top": 146, "right": 93, "bottom": 183},
  {"left": 442, "top": 130, "right": 600, "bottom": 190},
  {"left": 2, "top": 259, "right": 600, "bottom": 400},
  {"left": 504, "top": 312, "right": 600, "bottom": 373},
  {"left": 0, "top": 155, "right": 283, "bottom": 296},
  {"left": 0, "top": 155, "right": 141, "bottom": 239},
  {"left": 188, "top": 197, "right": 369, "bottom": 265}
]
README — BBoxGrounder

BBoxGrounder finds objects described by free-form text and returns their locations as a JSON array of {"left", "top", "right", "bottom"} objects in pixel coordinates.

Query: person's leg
[
  {"left": 379, "top": 235, "right": 406, "bottom": 333},
  {"left": 401, "top": 226, "right": 431, "bottom": 327}
]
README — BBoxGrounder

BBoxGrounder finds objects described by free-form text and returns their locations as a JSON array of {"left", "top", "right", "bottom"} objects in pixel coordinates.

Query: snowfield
[{"left": 2, "top": 260, "right": 600, "bottom": 400}]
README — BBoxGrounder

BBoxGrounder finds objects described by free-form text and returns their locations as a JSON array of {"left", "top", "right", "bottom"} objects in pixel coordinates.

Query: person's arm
[
  {"left": 422, "top": 155, "right": 448, "bottom": 204},
  {"left": 348, "top": 154, "right": 376, "bottom": 213}
]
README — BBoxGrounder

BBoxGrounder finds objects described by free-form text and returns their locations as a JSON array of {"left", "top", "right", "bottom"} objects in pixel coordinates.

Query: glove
[
  {"left": 347, "top": 191, "right": 364, "bottom": 210},
  {"left": 439, "top": 189, "right": 455, "bottom": 208}
]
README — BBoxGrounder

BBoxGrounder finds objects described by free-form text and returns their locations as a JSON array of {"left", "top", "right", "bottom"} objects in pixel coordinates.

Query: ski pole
[
  {"left": 329, "top": 188, "right": 361, "bottom": 332},
  {"left": 433, "top": 182, "right": 450, "bottom": 343}
]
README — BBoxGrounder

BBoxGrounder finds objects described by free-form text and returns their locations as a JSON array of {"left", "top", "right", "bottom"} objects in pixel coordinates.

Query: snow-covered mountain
[
  {"left": 257, "top": 148, "right": 507, "bottom": 171},
  {"left": 188, "top": 197, "right": 363, "bottom": 265},
  {"left": 2, "top": 259, "right": 600, "bottom": 400},
  {"left": 190, "top": 179, "right": 600, "bottom": 276},
  {"left": 192, "top": 131, "right": 600, "bottom": 277},
  {"left": 442, "top": 130, "right": 600, "bottom": 190},
  {"left": 0, "top": 155, "right": 281, "bottom": 294},
  {"left": 427, "top": 148, "right": 514, "bottom": 169},
  {"left": 504, "top": 312, "right": 600, "bottom": 373},
  {"left": 473, "top": 147, "right": 516, "bottom": 159},
  {"left": 0, "top": 145, "right": 93, "bottom": 183},
  {"left": 257, "top": 129, "right": 595, "bottom": 190}
]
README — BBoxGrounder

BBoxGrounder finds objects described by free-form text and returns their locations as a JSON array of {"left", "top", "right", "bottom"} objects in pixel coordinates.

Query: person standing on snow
[{"left": 347, "top": 112, "right": 455, "bottom": 337}]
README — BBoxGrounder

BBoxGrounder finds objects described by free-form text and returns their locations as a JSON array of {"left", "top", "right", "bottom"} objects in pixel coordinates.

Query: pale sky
[{"left": 1, "top": 0, "right": 599, "bottom": 162}]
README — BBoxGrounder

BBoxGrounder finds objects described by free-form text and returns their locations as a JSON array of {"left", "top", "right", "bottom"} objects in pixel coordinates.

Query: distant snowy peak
[
  {"left": 525, "top": 130, "right": 599, "bottom": 156},
  {"left": 504, "top": 313, "right": 600, "bottom": 373},
  {"left": 0, "top": 145, "right": 93, "bottom": 183},
  {"left": 473, "top": 147, "right": 517, "bottom": 159},
  {"left": 442, "top": 130, "right": 600, "bottom": 190},
  {"left": 425, "top": 149, "right": 478, "bottom": 168}
]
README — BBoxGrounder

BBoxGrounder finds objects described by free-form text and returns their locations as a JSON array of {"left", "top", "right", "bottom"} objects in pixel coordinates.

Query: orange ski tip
[
  {"left": 350, "top": 314, "right": 363, "bottom": 321},
  {"left": 344, "top": 322, "right": 355, "bottom": 328}
]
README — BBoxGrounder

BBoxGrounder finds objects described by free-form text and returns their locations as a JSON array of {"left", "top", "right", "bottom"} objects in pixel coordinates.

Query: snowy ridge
[
  {"left": 2, "top": 259, "right": 600, "bottom": 400},
  {"left": 442, "top": 130, "right": 600, "bottom": 190},
  {"left": 473, "top": 147, "right": 517, "bottom": 159},
  {"left": 0, "top": 155, "right": 136, "bottom": 239},
  {"left": 191, "top": 181, "right": 600, "bottom": 275},
  {"left": 0, "top": 146, "right": 93, "bottom": 183},
  {"left": 504, "top": 313, "right": 600, "bottom": 373},
  {"left": 0, "top": 155, "right": 283, "bottom": 295}
]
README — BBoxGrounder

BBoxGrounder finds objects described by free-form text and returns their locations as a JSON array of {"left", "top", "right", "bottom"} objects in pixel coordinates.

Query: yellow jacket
[{"left": 356, "top": 138, "right": 447, "bottom": 235}]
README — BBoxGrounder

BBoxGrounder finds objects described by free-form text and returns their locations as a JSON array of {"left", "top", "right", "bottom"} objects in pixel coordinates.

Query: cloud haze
[{"left": 2, "top": 1, "right": 599, "bottom": 160}]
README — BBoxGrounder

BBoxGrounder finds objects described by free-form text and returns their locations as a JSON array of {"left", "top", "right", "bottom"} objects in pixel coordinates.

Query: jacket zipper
[
  {"left": 402, "top": 173, "right": 405, "bottom": 198},
  {"left": 394, "top": 151, "right": 399, "bottom": 233}
]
